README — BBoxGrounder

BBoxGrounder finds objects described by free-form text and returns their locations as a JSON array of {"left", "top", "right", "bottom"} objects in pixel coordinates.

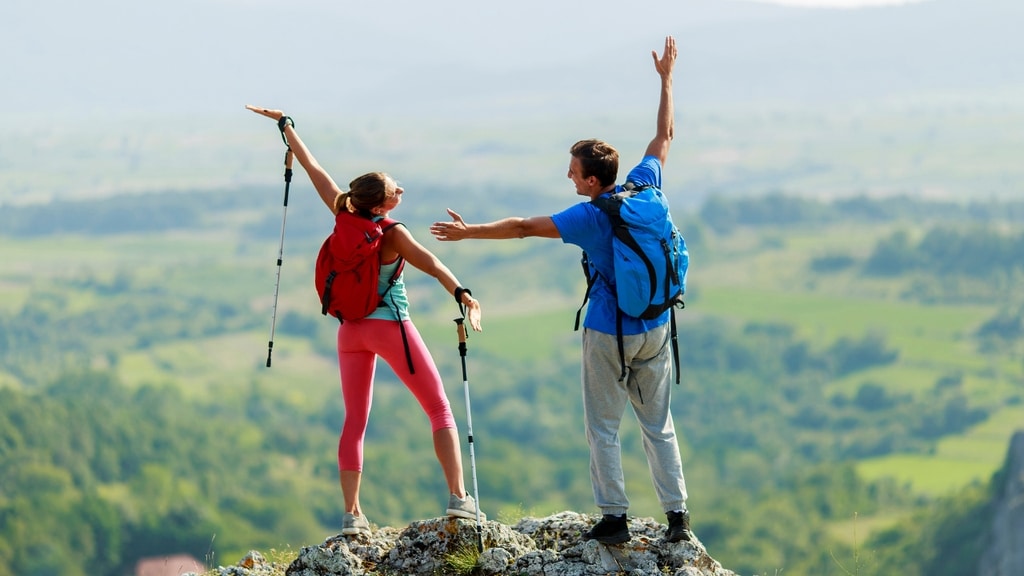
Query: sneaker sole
[{"left": 446, "top": 509, "right": 485, "bottom": 521}]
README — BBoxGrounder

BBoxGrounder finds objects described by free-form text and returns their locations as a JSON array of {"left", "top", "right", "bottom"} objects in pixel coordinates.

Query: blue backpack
[{"left": 575, "top": 182, "right": 689, "bottom": 388}]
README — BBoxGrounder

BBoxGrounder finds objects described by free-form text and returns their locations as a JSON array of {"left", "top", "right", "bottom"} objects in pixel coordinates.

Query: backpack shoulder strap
[
  {"left": 590, "top": 193, "right": 621, "bottom": 219},
  {"left": 377, "top": 218, "right": 406, "bottom": 278},
  {"left": 376, "top": 217, "right": 414, "bottom": 375},
  {"left": 574, "top": 252, "right": 597, "bottom": 331},
  {"left": 379, "top": 217, "right": 404, "bottom": 233},
  {"left": 590, "top": 183, "right": 652, "bottom": 218},
  {"left": 623, "top": 181, "right": 652, "bottom": 192},
  {"left": 575, "top": 192, "right": 626, "bottom": 332}
]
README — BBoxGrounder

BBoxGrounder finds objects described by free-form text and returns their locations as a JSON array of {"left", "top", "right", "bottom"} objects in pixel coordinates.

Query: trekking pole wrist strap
[
  {"left": 454, "top": 286, "right": 472, "bottom": 305},
  {"left": 277, "top": 116, "right": 294, "bottom": 147}
]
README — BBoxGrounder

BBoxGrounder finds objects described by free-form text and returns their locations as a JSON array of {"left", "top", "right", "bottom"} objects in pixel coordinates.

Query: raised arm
[
  {"left": 245, "top": 105, "right": 343, "bottom": 213},
  {"left": 643, "top": 36, "right": 677, "bottom": 166},
  {"left": 429, "top": 209, "right": 560, "bottom": 241}
]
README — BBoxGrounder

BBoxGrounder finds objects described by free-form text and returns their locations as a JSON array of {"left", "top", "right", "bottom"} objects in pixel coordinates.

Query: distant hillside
[
  {"left": 2, "top": 190, "right": 1022, "bottom": 575},
  {"left": 3, "top": 0, "right": 1021, "bottom": 120}
]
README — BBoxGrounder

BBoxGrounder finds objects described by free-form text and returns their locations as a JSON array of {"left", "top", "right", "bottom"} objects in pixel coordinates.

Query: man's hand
[
  {"left": 652, "top": 36, "right": 677, "bottom": 79},
  {"left": 645, "top": 36, "right": 677, "bottom": 164},
  {"left": 430, "top": 208, "right": 469, "bottom": 241}
]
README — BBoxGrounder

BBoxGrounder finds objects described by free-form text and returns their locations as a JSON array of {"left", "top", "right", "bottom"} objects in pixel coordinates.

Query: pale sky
[{"left": 754, "top": 0, "right": 929, "bottom": 6}]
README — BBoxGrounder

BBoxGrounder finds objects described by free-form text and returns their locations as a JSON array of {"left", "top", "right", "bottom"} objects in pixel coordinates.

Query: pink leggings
[{"left": 336, "top": 318, "right": 457, "bottom": 472}]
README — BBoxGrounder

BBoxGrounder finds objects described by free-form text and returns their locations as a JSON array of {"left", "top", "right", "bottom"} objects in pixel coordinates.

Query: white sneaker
[
  {"left": 446, "top": 494, "right": 486, "bottom": 521},
  {"left": 341, "top": 512, "right": 371, "bottom": 535}
]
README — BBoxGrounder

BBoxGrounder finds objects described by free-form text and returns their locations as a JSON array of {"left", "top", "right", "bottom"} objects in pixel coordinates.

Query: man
[{"left": 429, "top": 36, "right": 690, "bottom": 545}]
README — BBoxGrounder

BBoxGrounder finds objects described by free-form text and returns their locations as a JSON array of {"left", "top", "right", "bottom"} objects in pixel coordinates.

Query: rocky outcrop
[
  {"left": 978, "top": 429, "right": 1024, "bottom": 576},
  {"left": 202, "top": 511, "right": 737, "bottom": 576}
]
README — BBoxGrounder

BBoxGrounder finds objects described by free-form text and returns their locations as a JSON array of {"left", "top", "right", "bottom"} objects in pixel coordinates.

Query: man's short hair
[{"left": 570, "top": 139, "right": 619, "bottom": 187}]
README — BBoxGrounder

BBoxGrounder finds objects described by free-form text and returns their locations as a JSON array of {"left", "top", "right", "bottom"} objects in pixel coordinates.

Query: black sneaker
[
  {"left": 665, "top": 509, "right": 692, "bottom": 543},
  {"left": 583, "top": 514, "right": 630, "bottom": 544}
]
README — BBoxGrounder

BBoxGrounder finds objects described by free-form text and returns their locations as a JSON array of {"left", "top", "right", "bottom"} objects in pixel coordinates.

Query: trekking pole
[
  {"left": 266, "top": 124, "right": 294, "bottom": 368},
  {"left": 454, "top": 295, "right": 484, "bottom": 552}
]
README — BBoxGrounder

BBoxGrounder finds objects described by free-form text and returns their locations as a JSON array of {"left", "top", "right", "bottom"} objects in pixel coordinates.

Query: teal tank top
[{"left": 365, "top": 258, "right": 410, "bottom": 321}]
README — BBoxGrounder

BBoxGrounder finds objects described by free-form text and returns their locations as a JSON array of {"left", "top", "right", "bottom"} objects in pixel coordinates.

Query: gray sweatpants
[{"left": 581, "top": 324, "right": 688, "bottom": 516}]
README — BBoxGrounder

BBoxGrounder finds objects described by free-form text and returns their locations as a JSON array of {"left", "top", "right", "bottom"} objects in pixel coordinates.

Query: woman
[{"left": 246, "top": 105, "right": 485, "bottom": 536}]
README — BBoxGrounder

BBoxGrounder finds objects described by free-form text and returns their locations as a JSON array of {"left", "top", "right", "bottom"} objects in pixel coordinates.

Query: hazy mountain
[
  {"left": 5, "top": 0, "right": 1021, "bottom": 121},
  {"left": 4, "top": 0, "right": 1021, "bottom": 206}
]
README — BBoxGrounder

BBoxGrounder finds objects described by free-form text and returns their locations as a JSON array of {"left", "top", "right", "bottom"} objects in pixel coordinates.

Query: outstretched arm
[
  {"left": 429, "top": 208, "right": 560, "bottom": 241},
  {"left": 246, "top": 105, "right": 343, "bottom": 213},
  {"left": 643, "top": 36, "right": 677, "bottom": 166},
  {"left": 386, "top": 226, "right": 483, "bottom": 331}
]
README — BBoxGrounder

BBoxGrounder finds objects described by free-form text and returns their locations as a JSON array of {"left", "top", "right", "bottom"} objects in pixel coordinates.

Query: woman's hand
[
  {"left": 245, "top": 104, "right": 284, "bottom": 122},
  {"left": 463, "top": 295, "right": 482, "bottom": 332}
]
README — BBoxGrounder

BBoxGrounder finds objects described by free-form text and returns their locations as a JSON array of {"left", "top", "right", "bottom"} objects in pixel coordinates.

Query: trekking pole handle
[
  {"left": 454, "top": 317, "right": 468, "bottom": 358},
  {"left": 455, "top": 318, "right": 467, "bottom": 343},
  {"left": 282, "top": 149, "right": 293, "bottom": 204}
]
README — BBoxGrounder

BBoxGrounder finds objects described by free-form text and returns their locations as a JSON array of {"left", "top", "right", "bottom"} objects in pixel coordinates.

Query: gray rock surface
[{"left": 204, "top": 511, "right": 738, "bottom": 576}]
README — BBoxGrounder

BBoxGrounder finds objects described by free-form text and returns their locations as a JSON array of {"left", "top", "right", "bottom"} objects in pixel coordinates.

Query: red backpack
[{"left": 315, "top": 211, "right": 405, "bottom": 323}]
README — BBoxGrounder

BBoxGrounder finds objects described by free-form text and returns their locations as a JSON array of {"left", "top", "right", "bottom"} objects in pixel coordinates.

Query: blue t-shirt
[{"left": 551, "top": 156, "right": 670, "bottom": 336}]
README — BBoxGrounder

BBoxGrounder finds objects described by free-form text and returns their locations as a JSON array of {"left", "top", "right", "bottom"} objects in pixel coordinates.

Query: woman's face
[{"left": 380, "top": 177, "right": 403, "bottom": 212}]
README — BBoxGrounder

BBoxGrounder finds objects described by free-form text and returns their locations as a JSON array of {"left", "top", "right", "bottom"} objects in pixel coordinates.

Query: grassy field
[
  {"left": 4, "top": 214, "right": 1020, "bottom": 471},
  {"left": 3, "top": 189, "right": 1022, "bottom": 554},
  {"left": 858, "top": 405, "right": 1024, "bottom": 496},
  {"left": 694, "top": 220, "right": 1022, "bottom": 504}
]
